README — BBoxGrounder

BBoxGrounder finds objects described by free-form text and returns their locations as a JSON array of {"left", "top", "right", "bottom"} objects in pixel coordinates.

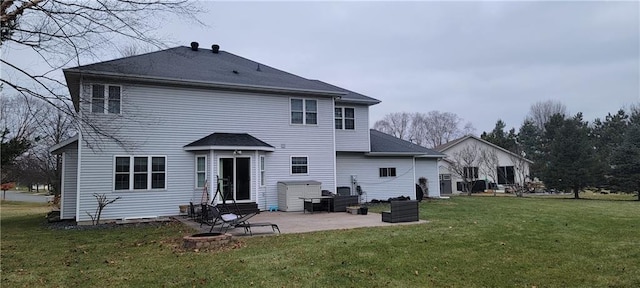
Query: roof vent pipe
[
  {"left": 190, "top": 42, "right": 199, "bottom": 51},
  {"left": 212, "top": 44, "right": 220, "bottom": 53}
]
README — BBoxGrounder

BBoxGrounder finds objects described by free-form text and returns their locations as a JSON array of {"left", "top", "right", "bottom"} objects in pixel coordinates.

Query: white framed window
[
  {"left": 290, "top": 98, "right": 317, "bottom": 125},
  {"left": 335, "top": 107, "right": 355, "bottom": 130},
  {"left": 291, "top": 156, "right": 308, "bottom": 175},
  {"left": 91, "top": 84, "right": 121, "bottom": 114},
  {"left": 195, "top": 155, "right": 207, "bottom": 188},
  {"left": 260, "top": 156, "right": 265, "bottom": 186},
  {"left": 114, "top": 156, "right": 166, "bottom": 191},
  {"left": 379, "top": 167, "right": 397, "bottom": 177}
]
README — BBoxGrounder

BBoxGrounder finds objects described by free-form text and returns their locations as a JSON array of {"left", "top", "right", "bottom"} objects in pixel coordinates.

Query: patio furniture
[
  {"left": 381, "top": 200, "right": 419, "bottom": 223},
  {"left": 208, "top": 205, "right": 259, "bottom": 233},
  {"left": 300, "top": 196, "right": 333, "bottom": 213},
  {"left": 329, "top": 195, "right": 359, "bottom": 212},
  {"left": 236, "top": 222, "right": 280, "bottom": 236}
]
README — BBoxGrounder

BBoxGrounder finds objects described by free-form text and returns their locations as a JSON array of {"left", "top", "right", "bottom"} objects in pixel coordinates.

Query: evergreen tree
[
  {"left": 481, "top": 119, "right": 517, "bottom": 152},
  {"left": 543, "top": 113, "right": 594, "bottom": 198},
  {"left": 610, "top": 110, "right": 640, "bottom": 200},
  {"left": 517, "top": 120, "right": 543, "bottom": 178},
  {"left": 591, "top": 110, "right": 629, "bottom": 189}
]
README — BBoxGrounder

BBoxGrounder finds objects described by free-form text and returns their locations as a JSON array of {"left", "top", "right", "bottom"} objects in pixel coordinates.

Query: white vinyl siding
[
  {"left": 336, "top": 153, "right": 415, "bottom": 201},
  {"left": 75, "top": 84, "right": 336, "bottom": 221},
  {"left": 196, "top": 155, "right": 207, "bottom": 188},
  {"left": 335, "top": 104, "right": 370, "bottom": 152},
  {"left": 60, "top": 144, "right": 78, "bottom": 220},
  {"left": 415, "top": 157, "right": 441, "bottom": 198}
]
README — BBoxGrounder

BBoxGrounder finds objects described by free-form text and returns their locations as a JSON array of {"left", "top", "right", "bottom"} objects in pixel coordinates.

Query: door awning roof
[{"left": 184, "top": 133, "right": 275, "bottom": 152}]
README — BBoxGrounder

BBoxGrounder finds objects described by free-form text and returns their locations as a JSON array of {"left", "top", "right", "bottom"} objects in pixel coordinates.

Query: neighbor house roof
[
  {"left": 63, "top": 45, "right": 380, "bottom": 110},
  {"left": 184, "top": 133, "right": 275, "bottom": 152},
  {"left": 368, "top": 129, "right": 445, "bottom": 157},
  {"left": 434, "top": 135, "right": 534, "bottom": 163}
]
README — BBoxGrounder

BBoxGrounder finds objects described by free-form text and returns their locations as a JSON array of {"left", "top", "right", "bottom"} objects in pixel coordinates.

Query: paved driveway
[{"left": 1, "top": 191, "right": 50, "bottom": 203}]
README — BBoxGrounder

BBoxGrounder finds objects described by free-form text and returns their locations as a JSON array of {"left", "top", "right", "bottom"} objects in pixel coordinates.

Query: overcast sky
[
  {"left": 7, "top": 1, "right": 639, "bottom": 134},
  {"left": 160, "top": 1, "right": 639, "bottom": 133}
]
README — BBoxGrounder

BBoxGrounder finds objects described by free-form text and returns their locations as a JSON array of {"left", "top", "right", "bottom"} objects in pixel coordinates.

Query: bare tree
[
  {"left": 447, "top": 144, "right": 481, "bottom": 196},
  {"left": 479, "top": 147, "right": 499, "bottom": 196},
  {"left": 508, "top": 147, "right": 531, "bottom": 197},
  {"left": 1, "top": 0, "right": 203, "bottom": 149},
  {"left": 373, "top": 112, "right": 411, "bottom": 139},
  {"left": 374, "top": 111, "right": 475, "bottom": 148},
  {"left": 527, "top": 100, "right": 567, "bottom": 132},
  {"left": 1, "top": 94, "right": 74, "bottom": 191}
]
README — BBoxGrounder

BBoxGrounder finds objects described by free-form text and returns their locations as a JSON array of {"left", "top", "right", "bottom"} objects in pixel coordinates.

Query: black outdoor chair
[
  {"left": 381, "top": 200, "right": 419, "bottom": 223},
  {"left": 208, "top": 205, "right": 258, "bottom": 233}
]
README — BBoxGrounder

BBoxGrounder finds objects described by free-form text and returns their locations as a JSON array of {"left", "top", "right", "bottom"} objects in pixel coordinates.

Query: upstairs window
[
  {"left": 91, "top": 84, "right": 121, "bottom": 114},
  {"left": 379, "top": 167, "right": 397, "bottom": 177},
  {"left": 335, "top": 107, "right": 355, "bottom": 130},
  {"left": 291, "top": 98, "right": 317, "bottom": 125}
]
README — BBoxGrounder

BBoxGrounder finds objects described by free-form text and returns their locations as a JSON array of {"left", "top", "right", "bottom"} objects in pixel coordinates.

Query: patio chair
[
  {"left": 208, "top": 205, "right": 258, "bottom": 233},
  {"left": 381, "top": 200, "right": 419, "bottom": 223}
]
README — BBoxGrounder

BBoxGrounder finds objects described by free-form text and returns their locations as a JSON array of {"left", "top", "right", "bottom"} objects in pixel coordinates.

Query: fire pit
[{"left": 183, "top": 232, "right": 233, "bottom": 250}]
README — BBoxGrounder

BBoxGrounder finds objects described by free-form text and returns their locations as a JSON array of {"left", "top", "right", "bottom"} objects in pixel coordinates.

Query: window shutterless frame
[
  {"left": 290, "top": 155, "right": 309, "bottom": 175},
  {"left": 91, "top": 84, "right": 122, "bottom": 114},
  {"left": 290, "top": 98, "right": 317, "bottom": 125},
  {"left": 195, "top": 155, "right": 207, "bottom": 188},
  {"left": 113, "top": 155, "right": 166, "bottom": 191}
]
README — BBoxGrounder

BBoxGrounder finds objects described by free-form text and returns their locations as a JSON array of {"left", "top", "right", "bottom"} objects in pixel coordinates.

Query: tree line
[{"left": 375, "top": 100, "right": 640, "bottom": 200}]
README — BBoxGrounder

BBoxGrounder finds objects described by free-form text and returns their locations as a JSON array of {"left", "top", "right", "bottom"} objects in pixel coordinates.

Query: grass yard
[{"left": 1, "top": 196, "right": 639, "bottom": 287}]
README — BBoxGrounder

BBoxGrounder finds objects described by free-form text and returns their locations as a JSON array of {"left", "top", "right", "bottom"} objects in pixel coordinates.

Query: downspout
[{"left": 75, "top": 80, "right": 83, "bottom": 222}]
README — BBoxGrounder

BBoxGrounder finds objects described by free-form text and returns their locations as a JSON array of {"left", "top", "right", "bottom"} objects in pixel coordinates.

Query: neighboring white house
[
  {"left": 435, "top": 135, "right": 533, "bottom": 194},
  {"left": 50, "top": 43, "right": 444, "bottom": 223}
]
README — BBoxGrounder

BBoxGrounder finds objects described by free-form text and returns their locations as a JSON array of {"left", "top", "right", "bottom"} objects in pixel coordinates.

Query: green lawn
[{"left": 2, "top": 196, "right": 638, "bottom": 287}]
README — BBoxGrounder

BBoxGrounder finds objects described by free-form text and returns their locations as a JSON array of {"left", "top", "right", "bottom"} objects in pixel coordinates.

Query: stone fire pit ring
[{"left": 183, "top": 232, "right": 233, "bottom": 250}]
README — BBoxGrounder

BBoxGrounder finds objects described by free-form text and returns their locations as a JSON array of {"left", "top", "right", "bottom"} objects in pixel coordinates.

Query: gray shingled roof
[
  {"left": 310, "top": 80, "right": 380, "bottom": 105},
  {"left": 184, "top": 133, "right": 274, "bottom": 150},
  {"left": 64, "top": 45, "right": 380, "bottom": 109},
  {"left": 369, "top": 129, "right": 445, "bottom": 157}
]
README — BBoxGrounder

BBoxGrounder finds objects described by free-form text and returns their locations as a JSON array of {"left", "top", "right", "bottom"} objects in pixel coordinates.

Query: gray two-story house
[{"left": 50, "top": 43, "right": 444, "bottom": 223}]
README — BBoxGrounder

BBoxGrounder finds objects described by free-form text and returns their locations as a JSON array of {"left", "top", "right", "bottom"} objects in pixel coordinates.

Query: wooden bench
[{"left": 381, "top": 200, "right": 419, "bottom": 223}]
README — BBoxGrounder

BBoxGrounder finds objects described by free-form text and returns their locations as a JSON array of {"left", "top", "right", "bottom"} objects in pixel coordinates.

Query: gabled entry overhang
[{"left": 183, "top": 132, "right": 275, "bottom": 152}]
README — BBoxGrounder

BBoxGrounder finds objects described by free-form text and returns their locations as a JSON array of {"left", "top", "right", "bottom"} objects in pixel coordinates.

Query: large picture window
[
  {"left": 291, "top": 98, "right": 317, "bottom": 125},
  {"left": 335, "top": 107, "right": 355, "bottom": 130},
  {"left": 114, "top": 156, "right": 166, "bottom": 190},
  {"left": 291, "top": 156, "right": 308, "bottom": 175},
  {"left": 92, "top": 84, "right": 121, "bottom": 114}
]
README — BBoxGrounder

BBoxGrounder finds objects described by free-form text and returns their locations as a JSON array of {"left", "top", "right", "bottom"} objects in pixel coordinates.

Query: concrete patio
[{"left": 176, "top": 211, "right": 427, "bottom": 237}]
